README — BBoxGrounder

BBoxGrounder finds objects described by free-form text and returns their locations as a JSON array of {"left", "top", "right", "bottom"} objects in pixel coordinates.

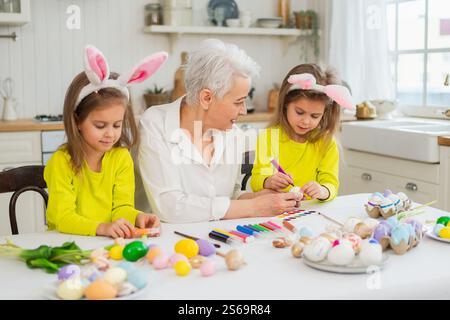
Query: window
[{"left": 387, "top": 0, "right": 450, "bottom": 117}]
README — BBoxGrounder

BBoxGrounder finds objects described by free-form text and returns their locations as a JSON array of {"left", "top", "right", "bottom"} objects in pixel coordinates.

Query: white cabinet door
[
  {"left": 341, "top": 166, "right": 392, "bottom": 195},
  {"left": 0, "top": 163, "right": 46, "bottom": 236},
  {"left": 389, "top": 175, "right": 441, "bottom": 209},
  {"left": 439, "top": 146, "right": 450, "bottom": 211}
]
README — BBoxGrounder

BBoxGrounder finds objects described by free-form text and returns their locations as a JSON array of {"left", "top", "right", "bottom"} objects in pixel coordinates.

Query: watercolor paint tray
[
  {"left": 274, "top": 209, "right": 318, "bottom": 221},
  {"left": 302, "top": 254, "right": 389, "bottom": 274},
  {"left": 425, "top": 230, "right": 450, "bottom": 243}
]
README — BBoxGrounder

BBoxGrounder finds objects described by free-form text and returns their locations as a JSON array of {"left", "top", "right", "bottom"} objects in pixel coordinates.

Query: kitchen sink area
[{"left": 341, "top": 118, "right": 450, "bottom": 163}]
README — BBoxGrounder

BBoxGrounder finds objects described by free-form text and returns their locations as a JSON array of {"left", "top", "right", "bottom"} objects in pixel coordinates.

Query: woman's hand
[
  {"left": 252, "top": 192, "right": 300, "bottom": 216},
  {"left": 302, "top": 181, "right": 329, "bottom": 200},
  {"left": 263, "top": 172, "right": 294, "bottom": 191},
  {"left": 96, "top": 218, "right": 135, "bottom": 239},
  {"left": 135, "top": 212, "right": 161, "bottom": 229}
]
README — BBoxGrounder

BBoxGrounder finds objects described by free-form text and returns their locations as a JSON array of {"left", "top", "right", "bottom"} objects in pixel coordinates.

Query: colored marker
[
  {"left": 236, "top": 225, "right": 263, "bottom": 238},
  {"left": 282, "top": 220, "right": 298, "bottom": 233},
  {"left": 213, "top": 228, "right": 245, "bottom": 243},
  {"left": 174, "top": 231, "right": 221, "bottom": 248},
  {"left": 208, "top": 231, "right": 239, "bottom": 245},
  {"left": 270, "top": 157, "right": 294, "bottom": 186},
  {"left": 259, "top": 222, "right": 278, "bottom": 232},
  {"left": 229, "top": 230, "right": 255, "bottom": 243},
  {"left": 244, "top": 225, "right": 269, "bottom": 238},
  {"left": 252, "top": 224, "right": 271, "bottom": 232}
]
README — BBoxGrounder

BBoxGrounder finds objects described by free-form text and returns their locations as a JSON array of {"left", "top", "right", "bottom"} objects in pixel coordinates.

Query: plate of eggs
[
  {"left": 41, "top": 262, "right": 150, "bottom": 300},
  {"left": 302, "top": 236, "right": 389, "bottom": 274},
  {"left": 426, "top": 216, "right": 450, "bottom": 243}
]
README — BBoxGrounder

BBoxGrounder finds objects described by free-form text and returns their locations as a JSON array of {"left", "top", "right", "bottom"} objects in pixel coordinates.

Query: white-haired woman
[{"left": 138, "top": 39, "right": 299, "bottom": 223}]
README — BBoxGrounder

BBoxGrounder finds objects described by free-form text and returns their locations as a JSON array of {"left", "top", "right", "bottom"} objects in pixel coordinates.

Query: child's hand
[
  {"left": 135, "top": 212, "right": 160, "bottom": 229},
  {"left": 96, "top": 218, "right": 135, "bottom": 239},
  {"left": 301, "top": 182, "right": 329, "bottom": 200},
  {"left": 263, "top": 172, "right": 294, "bottom": 191}
]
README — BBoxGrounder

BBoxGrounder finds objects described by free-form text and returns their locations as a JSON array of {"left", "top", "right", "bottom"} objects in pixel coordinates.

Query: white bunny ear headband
[
  {"left": 287, "top": 73, "right": 355, "bottom": 110},
  {"left": 75, "top": 45, "right": 168, "bottom": 109}
]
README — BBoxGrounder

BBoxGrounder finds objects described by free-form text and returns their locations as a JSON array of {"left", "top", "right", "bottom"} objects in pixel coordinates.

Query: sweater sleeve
[
  {"left": 111, "top": 149, "right": 140, "bottom": 225},
  {"left": 316, "top": 138, "right": 340, "bottom": 201},
  {"left": 250, "top": 129, "right": 275, "bottom": 192},
  {"left": 44, "top": 151, "right": 100, "bottom": 236}
]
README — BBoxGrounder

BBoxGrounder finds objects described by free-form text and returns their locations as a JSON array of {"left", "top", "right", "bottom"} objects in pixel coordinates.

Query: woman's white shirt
[{"left": 138, "top": 98, "right": 245, "bottom": 223}]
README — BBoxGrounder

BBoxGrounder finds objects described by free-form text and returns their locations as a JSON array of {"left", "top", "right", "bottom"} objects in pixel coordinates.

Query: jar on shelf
[{"left": 145, "top": 3, "right": 163, "bottom": 26}]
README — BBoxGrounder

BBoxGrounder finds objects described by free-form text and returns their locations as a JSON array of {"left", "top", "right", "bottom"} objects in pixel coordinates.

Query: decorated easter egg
[
  {"left": 359, "top": 240, "right": 383, "bottom": 266},
  {"left": 123, "top": 241, "right": 149, "bottom": 262},
  {"left": 289, "top": 186, "right": 303, "bottom": 199},
  {"left": 127, "top": 269, "right": 148, "bottom": 289},
  {"left": 327, "top": 240, "right": 355, "bottom": 266},
  {"left": 147, "top": 243, "right": 158, "bottom": 249},
  {"left": 224, "top": 249, "right": 245, "bottom": 271},
  {"left": 320, "top": 233, "right": 337, "bottom": 243},
  {"left": 303, "top": 237, "right": 332, "bottom": 262},
  {"left": 343, "top": 218, "right": 362, "bottom": 233},
  {"left": 298, "top": 227, "right": 314, "bottom": 238},
  {"left": 56, "top": 277, "right": 84, "bottom": 300},
  {"left": 383, "top": 189, "right": 392, "bottom": 197},
  {"left": 386, "top": 216, "right": 399, "bottom": 228},
  {"left": 387, "top": 193, "right": 401, "bottom": 208},
  {"left": 169, "top": 253, "right": 189, "bottom": 267},
  {"left": 390, "top": 225, "right": 410, "bottom": 246},
  {"left": 272, "top": 236, "right": 292, "bottom": 248},
  {"left": 103, "top": 267, "right": 127, "bottom": 286},
  {"left": 109, "top": 245, "right": 124, "bottom": 260},
  {"left": 344, "top": 233, "right": 362, "bottom": 252},
  {"left": 438, "top": 226, "right": 450, "bottom": 239},
  {"left": 200, "top": 260, "right": 216, "bottom": 277},
  {"left": 196, "top": 239, "right": 216, "bottom": 257},
  {"left": 291, "top": 242, "right": 304, "bottom": 258},
  {"left": 363, "top": 217, "right": 379, "bottom": 229},
  {"left": 58, "top": 264, "right": 81, "bottom": 281},
  {"left": 353, "top": 223, "right": 372, "bottom": 239},
  {"left": 146, "top": 247, "right": 163, "bottom": 263},
  {"left": 84, "top": 280, "right": 118, "bottom": 300},
  {"left": 117, "top": 282, "right": 138, "bottom": 297},
  {"left": 434, "top": 223, "right": 445, "bottom": 236},
  {"left": 380, "top": 197, "right": 395, "bottom": 216},
  {"left": 175, "top": 239, "right": 199, "bottom": 259},
  {"left": 174, "top": 260, "right": 192, "bottom": 276},
  {"left": 372, "top": 223, "right": 391, "bottom": 250},
  {"left": 189, "top": 255, "right": 207, "bottom": 268},
  {"left": 117, "top": 261, "right": 136, "bottom": 274},
  {"left": 436, "top": 216, "right": 450, "bottom": 226},
  {"left": 152, "top": 254, "right": 170, "bottom": 270}
]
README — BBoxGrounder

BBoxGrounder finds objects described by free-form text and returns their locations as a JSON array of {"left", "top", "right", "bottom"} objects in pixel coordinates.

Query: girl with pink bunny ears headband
[{"left": 75, "top": 45, "right": 168, "bottom": 109}]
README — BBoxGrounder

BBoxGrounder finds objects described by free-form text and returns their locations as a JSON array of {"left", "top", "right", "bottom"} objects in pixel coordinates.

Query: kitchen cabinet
[
  {"left": 339, "top": 148, "right": 443, "bottom": 210},
  {"left": 0, "top": 0, "right": 30, "bottom": 26},
  {"left": 0, "top": 131, "right": 46, "bottom": 236}
]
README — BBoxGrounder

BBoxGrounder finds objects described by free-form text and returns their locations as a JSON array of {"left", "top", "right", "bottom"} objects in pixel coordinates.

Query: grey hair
[{"left": 184, "top": 39, "right": 260, "bottom": 105}]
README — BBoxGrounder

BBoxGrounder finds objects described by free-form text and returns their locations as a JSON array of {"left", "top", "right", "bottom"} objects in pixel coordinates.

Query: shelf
[{"left": 143, "top": 25, "right": 319, "bottom": 54}]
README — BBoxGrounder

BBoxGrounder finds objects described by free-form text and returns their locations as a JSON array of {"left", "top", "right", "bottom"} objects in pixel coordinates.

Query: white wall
[{"left": 0, "top": 0, "right": 330, "bottom": 118}]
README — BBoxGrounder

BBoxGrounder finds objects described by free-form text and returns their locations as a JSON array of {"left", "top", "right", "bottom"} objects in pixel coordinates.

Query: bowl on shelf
[
  {"left": 257, "top": 17, "right": 282, "bottom": 28},
  {"left": 226, "top": 18, "right": 240, "bottom": 27},
  {"left": 369, "top": 99, "right": 398, "bottom": 120}
]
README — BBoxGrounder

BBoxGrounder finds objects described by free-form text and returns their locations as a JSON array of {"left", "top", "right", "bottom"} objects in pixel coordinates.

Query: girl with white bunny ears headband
[{"left": 75, "top": 45, "right": 168, "bottom": 109}]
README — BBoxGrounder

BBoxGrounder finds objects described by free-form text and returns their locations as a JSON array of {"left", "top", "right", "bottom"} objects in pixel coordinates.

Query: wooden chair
[
  {"left": 241, "top": 151, "right": 254, "bottom": 191},
  {"left": 0, "top": 165, "right": 48, "bottom": 235}
]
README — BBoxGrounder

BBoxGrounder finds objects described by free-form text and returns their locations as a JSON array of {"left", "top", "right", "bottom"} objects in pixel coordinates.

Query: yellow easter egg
[
  {"left": 174, "top": 239, "right": 199, "bottom": 259},
  {"left": 84, "top": 280, "right": 117, "bottom": 300},
  {"left": 174, "top": 260, "right": 191, "bottom": 276},
  {"left": 438, "top": 226, "right": 450, "bottom": 239},
  {"left": 109, "top": 245, "right": 124, "bottom": 260},
  {"left": 146, "top": 247, "right": 163, "bottom": 263}
]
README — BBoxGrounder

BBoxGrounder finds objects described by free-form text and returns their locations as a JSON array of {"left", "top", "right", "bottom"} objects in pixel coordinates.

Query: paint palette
[{"left": 274, "top": 209, "right": 318, "bottom": 221}]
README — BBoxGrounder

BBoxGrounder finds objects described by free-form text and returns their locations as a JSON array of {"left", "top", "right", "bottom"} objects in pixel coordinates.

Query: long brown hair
[
  {"left": 270, "top": 64, "right": 342, "bottom": 146},
  {"left": 62, "top": 72, "right": 139, "bottom": 174}
]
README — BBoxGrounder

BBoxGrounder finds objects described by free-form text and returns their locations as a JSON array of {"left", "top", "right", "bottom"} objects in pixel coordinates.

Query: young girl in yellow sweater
[
  {"left": 44, "top": 45, "right": 167, "bottom": 238},
  {"left": 251, "top": 63, "right": 354, "bottom": 202}
]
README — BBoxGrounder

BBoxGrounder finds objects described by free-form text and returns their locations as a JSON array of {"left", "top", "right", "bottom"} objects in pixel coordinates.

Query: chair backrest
[
  {"left": 0, "top": 165, "right": 48, "bottom": 235},
  {"left": 241, "top": 151, "right": 254, "bottom": 191}
]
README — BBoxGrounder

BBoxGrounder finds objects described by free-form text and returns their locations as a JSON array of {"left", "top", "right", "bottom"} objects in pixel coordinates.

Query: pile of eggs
[
  {"left": 432, "top": 216, "right": 450, "bottom": 239},
  {"left": 365, "top": 189, "right": 411, "bottom": 219},
  {"left": 56, "top": 262, "right": 147, "bottom": 300}
]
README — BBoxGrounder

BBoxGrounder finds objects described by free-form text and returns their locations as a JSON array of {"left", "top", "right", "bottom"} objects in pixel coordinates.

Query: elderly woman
[{"left": 138, "top": 39, "right": 299, "bottom": 223}]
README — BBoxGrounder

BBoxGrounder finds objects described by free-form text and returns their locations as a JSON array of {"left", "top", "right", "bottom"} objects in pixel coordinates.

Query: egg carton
[
  {"left": 372, "top": 219, "right": 423, "bottom": 255},
  {"left": 365, "top": 190, "right": 412, "bottom": 219}
]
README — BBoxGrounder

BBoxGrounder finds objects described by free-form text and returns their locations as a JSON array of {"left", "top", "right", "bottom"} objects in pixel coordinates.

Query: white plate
[
  {"left": 302, "top": 254, "right": 389, "bottom": 274},
  {"left": 425, "top": 230, "right": 450, "bottom": 243},
  {"left": 41, "top": 281, "right": 148, "bottom": 300}
]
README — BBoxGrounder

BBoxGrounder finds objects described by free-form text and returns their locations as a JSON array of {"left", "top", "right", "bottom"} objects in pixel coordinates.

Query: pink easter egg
[
  {"left": 169, "top": 253, "right": 189, "bottom": 267},
  {"left": 153, "top": 254, "right": 170, "bottom": 270},
  {"left": 200, "top": 260, "right": 216, "bottom": 277}
]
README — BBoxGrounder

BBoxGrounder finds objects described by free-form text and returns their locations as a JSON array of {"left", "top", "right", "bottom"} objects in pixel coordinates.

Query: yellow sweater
[
  {"left": 44, "top": 147, "right": 140, "bottom": 236},
  {"left": 250, "top": 127, "right": 339, "bottom": 201}
]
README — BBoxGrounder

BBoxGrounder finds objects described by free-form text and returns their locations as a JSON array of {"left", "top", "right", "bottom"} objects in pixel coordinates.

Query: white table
[{"left": 1, "top": 193, "right": 449, "bottom": 300}]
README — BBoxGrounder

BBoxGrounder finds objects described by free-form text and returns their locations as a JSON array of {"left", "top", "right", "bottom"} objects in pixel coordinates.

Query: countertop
[
  {"left": 438, "top": 136, "right": 450, "bottom": 147},
  {"left": 1, "top": 193, "right": 449, "bottom": 300},
  {"left": 0, "top": 119, "right": 64, "bottom": 132}
]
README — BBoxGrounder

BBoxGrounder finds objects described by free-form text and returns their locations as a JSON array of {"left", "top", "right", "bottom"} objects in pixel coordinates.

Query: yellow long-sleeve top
[
  {"left": 44, "top": 146, "right": 140, "bottom": 236},
  {"left": 250, "top": 126, "right": 339, "bottom": 201}
]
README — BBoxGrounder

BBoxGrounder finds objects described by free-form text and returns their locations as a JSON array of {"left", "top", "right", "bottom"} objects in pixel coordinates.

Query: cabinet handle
[
  {"left": 361, "top": 173, "right": 372, "bottom": 181},
  {"left": 405, "top": 182, "right": 418, "bottom": 192}
]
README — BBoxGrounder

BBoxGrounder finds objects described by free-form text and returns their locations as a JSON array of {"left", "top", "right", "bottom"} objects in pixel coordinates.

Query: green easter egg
[
  {"left": 122, "top": 241, "right": 149, "bottom": 262},
  {"left": 436, "top": 216, "right": 450, "bottom": 226}
]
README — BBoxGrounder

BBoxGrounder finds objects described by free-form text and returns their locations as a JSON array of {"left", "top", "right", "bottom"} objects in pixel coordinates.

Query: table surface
[{"left": 1, "top": 193, "right": 449, "bottom": 300}]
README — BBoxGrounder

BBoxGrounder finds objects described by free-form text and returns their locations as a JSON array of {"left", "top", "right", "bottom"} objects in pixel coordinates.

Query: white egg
[
  {"left": 363, "top": 217, "right": 379, "bottom": 229},
  {"left": 359, "top": 242, "right": 383, "bottom": 266},
  {"left": 343, "top": 217, "right": 362, "bottom": 233},
  {"left": 327, "top": 242, "right": 355, "bottom": 266},
  {"left": 303, "top": 237, "right": 332, "bottom": 262},
  {"left": 103, "top": 267, "right": 127, "bottom": 286},
  {"left": 380, "top": 197, "right": 394, "bottom": 213},
  {"left": 56, "top": 276, "right": 84, "bottom": 300}
]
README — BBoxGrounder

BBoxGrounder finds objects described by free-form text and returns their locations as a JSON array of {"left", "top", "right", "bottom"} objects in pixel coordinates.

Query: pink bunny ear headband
[
  {"left": 287, "top": 73, "right": 355, "bottom": 110},
  {"left": 75, "top": 45, "right": 168, "bottom": 109}
]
